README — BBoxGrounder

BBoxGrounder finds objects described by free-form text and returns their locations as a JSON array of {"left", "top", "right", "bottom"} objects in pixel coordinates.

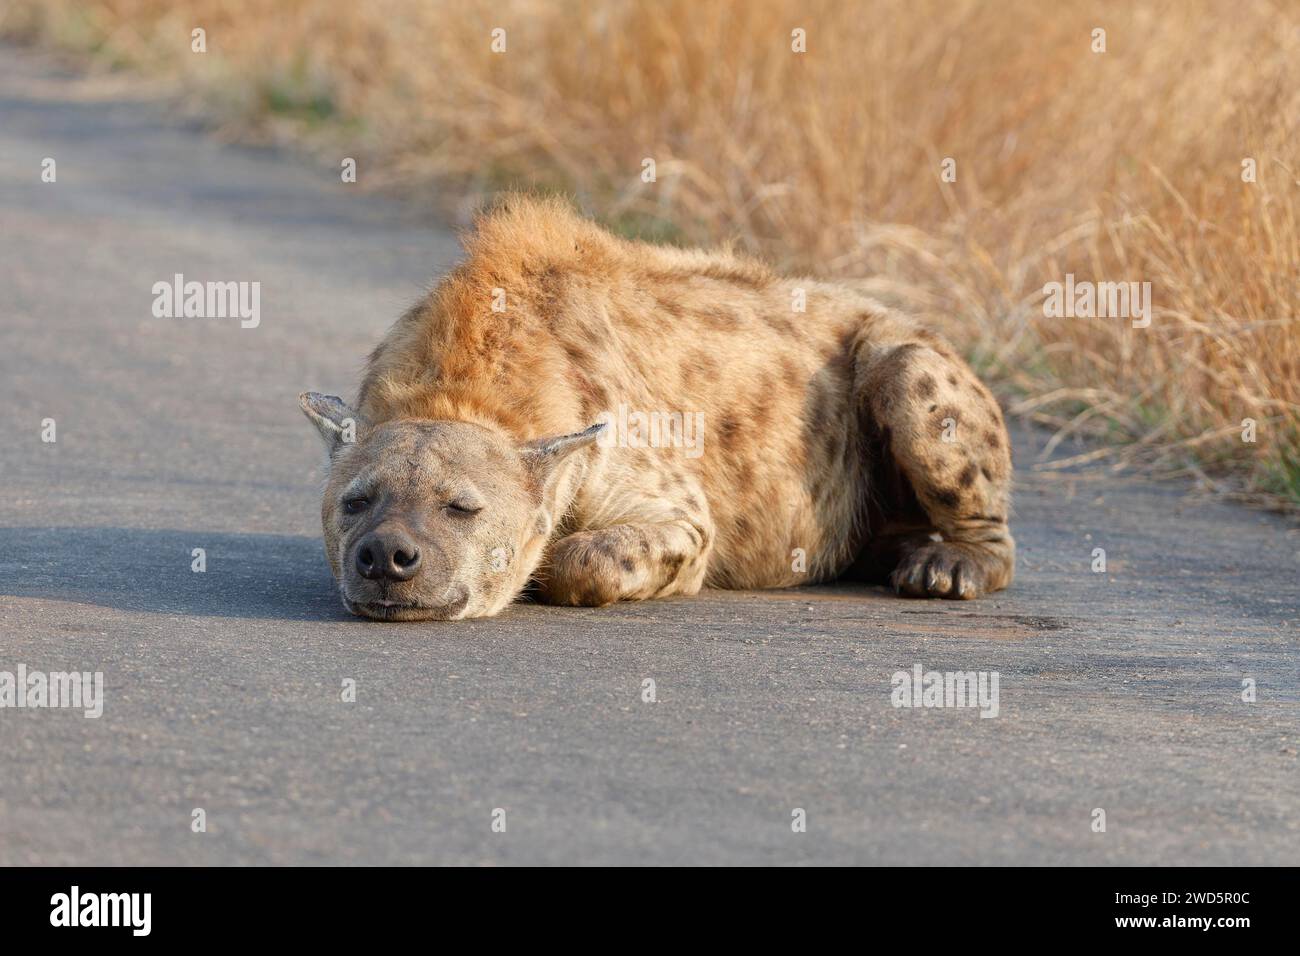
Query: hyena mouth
[{"left": 344, "top": 588, "right": 470, "bottom": 622}]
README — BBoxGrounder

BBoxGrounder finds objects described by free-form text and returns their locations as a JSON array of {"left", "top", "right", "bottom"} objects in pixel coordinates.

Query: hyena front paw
[
  {"left": 537, "top": 528, "right": 650, "bottom": 607},
  {"left": 889, "top": 542, "right": 998, "bottom": 600}
]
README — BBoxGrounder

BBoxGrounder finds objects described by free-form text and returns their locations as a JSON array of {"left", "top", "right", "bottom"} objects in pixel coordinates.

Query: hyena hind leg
[{"left": 857, "top": 339, "right": 1015, "bottom": 599}]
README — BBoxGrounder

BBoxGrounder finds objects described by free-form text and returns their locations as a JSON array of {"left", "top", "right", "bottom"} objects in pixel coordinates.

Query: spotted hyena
[{"left": 299, "top": 196, "right": 1013, "bottom": 621}]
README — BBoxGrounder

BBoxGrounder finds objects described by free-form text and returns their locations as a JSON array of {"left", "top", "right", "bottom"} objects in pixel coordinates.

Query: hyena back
[{"left": 299, "top": 196, "right": 1013, "bottom": 620}]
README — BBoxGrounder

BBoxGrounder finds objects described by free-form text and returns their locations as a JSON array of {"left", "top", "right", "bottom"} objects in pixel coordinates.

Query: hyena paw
[
  {"left": 890, "top": 542, "right": 995, "bottom": 600},
  {"left": 537, "top": 530, "right": 642, "bottom": 607}
]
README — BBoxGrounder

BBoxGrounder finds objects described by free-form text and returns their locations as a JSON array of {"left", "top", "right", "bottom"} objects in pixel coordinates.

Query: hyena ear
[
  {"left": 298, "top": 392, "right": 364, "bottom": 452},
  {"left": 519, "top": 422, "right": 607, "bottom": 490}
]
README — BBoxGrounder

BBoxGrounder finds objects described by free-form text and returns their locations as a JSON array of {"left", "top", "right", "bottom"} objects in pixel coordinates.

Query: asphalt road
[{"left": 1, "top": 46, "right": 1297, "bottom": 866}]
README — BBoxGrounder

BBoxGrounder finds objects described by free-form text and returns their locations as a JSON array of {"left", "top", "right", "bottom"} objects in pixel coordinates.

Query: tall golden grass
[{"left": 5, "top": 0, "right": 1298, "bottom": 504}]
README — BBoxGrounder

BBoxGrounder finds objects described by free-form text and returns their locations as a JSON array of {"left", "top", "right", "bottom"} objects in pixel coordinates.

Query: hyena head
[{"left": 299, "top": 392, "right": 603, "bottom": 621}]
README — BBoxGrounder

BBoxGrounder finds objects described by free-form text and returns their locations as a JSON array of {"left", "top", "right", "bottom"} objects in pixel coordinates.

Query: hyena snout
[{"left": 354, "top": 525, "right": 423, "bottom": 582}]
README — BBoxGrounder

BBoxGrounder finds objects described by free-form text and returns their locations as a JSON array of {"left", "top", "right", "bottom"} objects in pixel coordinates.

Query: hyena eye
[
  {"left": 343, "top": 497, "right": 370, "bottom": 515},
  {"left": 446, "top": 499, "right": 482, "bottom": 516}
]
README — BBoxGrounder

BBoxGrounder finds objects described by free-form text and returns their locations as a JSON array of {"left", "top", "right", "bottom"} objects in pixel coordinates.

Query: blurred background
[{"left": 3, "top": 0, "right": 1297, "bottom": 507}]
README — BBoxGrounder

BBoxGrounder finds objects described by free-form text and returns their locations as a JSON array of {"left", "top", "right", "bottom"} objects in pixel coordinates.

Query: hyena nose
[{"left": 355, "top": 531, "right": 422, "bottom": 582}]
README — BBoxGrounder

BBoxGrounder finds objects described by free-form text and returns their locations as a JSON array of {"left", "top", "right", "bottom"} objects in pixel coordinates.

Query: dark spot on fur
[
  {"left": 752, "top": 378, "right": 776, "bottom": 429},
  {"left": 917, "top": 374, "right": 937, "bottom": 399},
  {"left": 620, "top": 557, "right": 636, "bottom": 573},
  {"left": 980, "top": 466, "right": 993, "bottom": 481},
  {"left": 718, "top": 415, "right": 743, "bottom": 451},
  {"left": 958, "top": 464, "right": 977, "bottom": 488},
  {"left": 683, "top": 352, "right": 720, "bottom": 392},
  {"left": 573, "top": 375, "right": 609, "bottom": 414},
  {"left": 779, "top": 355, "right": 801, "bottom": 389},
  {"left": 703, "top": 309, "right": 741, "bottom": 331},
  {"left": 985, "top": 431, "right": 1001, "bottom": 450},
  {"left": 657, "top": 296, "right": 685, "bottom": 318},
  {"left": 763, "top": 313, "right": 798, "bottom": 337},
  {"left": 563, "top": 342, "right": 593, "bottom": 369},
  {"left": 932, "top": 488, "right": 961, "bottom": 509}
]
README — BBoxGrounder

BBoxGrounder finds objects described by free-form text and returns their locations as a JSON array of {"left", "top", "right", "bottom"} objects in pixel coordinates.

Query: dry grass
[{"left": 5, "top": 0, "right": 1298, "bottom": 505}]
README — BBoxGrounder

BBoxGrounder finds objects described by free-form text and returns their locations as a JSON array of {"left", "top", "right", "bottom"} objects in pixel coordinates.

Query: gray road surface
[{"left": 1, "top": 46, "right": 1297, "bottom": 865}]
